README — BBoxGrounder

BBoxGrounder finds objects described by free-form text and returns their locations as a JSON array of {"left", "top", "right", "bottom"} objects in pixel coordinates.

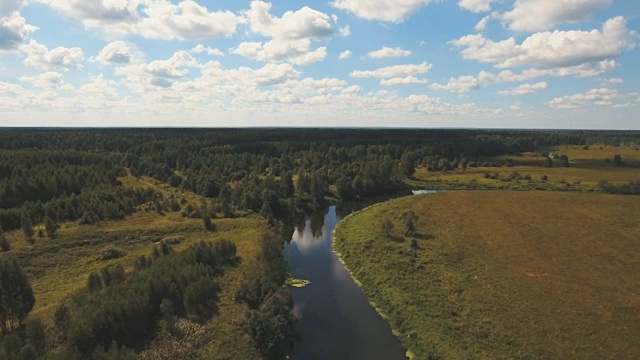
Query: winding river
[{"left": 284, "top": 205, "right": 408, "bottom": 360}]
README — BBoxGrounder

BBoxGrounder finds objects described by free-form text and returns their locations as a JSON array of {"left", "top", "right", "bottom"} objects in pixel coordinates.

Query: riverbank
[
  {"left": 333, "top": 191, "right": 640, "bottom": 359},
  {"left": 332, "top": 201, "right": 414, "bottom": 360}
]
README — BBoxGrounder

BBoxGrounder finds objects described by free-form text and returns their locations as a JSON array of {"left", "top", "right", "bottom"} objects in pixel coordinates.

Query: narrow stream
[{"left": 284, "top": 205, "right": 408, "bottom": 360}]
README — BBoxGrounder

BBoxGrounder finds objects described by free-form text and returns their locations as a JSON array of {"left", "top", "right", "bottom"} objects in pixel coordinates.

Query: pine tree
[
  {"left": 279, "top": 171, "right": 294, "bottom": 198},
  {"left": 0, "top": 259, "right": 36, "bottom": 332},
  {"left": 44, "top": 215, "right": 58, "bottom": 239},
  {"left": 21, "top": 212, "right": 34, "bottom": 245},
  {"left": 0, "top": 223, "right": 10, "bottom": 252}
]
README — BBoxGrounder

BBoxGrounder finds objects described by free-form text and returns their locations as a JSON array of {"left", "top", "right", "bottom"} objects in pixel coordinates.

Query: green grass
[{"left": 335, "top": 191, "right": 640, "bottom": 360}]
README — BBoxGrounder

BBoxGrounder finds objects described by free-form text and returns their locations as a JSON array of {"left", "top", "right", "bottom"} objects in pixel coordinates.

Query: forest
[{"left": 1, "top": 128, "right": 639, "bottom": 360}]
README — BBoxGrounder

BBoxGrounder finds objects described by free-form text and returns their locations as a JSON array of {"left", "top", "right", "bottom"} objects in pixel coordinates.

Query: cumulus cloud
[
  {"left": 341, "top": 85, "right": 360, "bottom": 94},
  {"left": 451, "top": 17, "right": 637, "bottom": 69},
  {"left": 351, "top": 62, "right": 432, "bottom": 78},
  {"left": 497, "top": 82, "right": 547, "bottom": 96},
  {"left": 338, "top": 50, "right": 352, "bottom": 59},
  {"left": 231, "top": 39, "right": 327, "bottom": 66},
  {"left": 19, "top": 71, "right": 65, "bottom": 89},
  {"left": 0, "top": 0, "right": 25, "bottom": 17},
  {"left": 0, "top": 13, "right": 38, "bottom": 51},
  {"left": 36, "top": 0, "right": 243, "bottom": 40},
  {"left": 380, "top": 76, "right": 427, "bottom": 86},
  {"left": 459, "top": 0, "right": 496, "bottom": 13},
  {"left": 20, "top": 40, "right": 84, "bottom": 71},
  {"left": 331, "top": 0, "right": 434, "bottom": 23},
  {"left": 339, "top": 25, "right": 351, "bottom": 37},
  {"left": 190, "top": 44, "right": 224, "bottom": 56},
  {"left": 502, "top": 0, "right": 612, "bottom": 32},
  {"left": 548, "top": 88, "right": 619, "bottom": 109},
  {"left": 245, "top": 1, "right": 333, "bottom": 39},
  {"left": 478, "top": 60, "right": 618, "bottom": 84},
  {"left": 96, "top": 41, "right": 132, "bottom": 64},
  {"left": 116, "top": 51, "right": 199, "bottom": 90},
  {"left": 234, "top": 2, "right": 332, "bottom": 65},
  {"left": 367, "top": 46, "right": 411, "bottom": 59},
  {"left": 430, "top": 76, "right": 479, "bottom": 93}
]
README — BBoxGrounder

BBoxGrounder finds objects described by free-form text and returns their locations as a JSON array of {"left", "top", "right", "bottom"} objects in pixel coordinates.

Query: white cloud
[
  {"left": 548, "top": 88, "right": 619, "bottom": 109},
  {"left": 351, "top": 62, "right": 432, "bottom": 78},
  {"left": 430, "top": 75, "right": 479, "bottom": 93},
  {"left": 380, "top": 76, "right": 427, "bottom": 86},
  {"left": 190, "top": 44, "right": 224, "bottom": 56},
  {"left": 367, "top": 46, "right": 412, "bottom": 59},
  {"left": 459, "top": 0, "right": 496, "bottom": 13},
  {"left": 599, "top": 77, "right": 623, "bottom": 84},
  {"left": 116, "top": 51, "right": 200, "bottom": 90},
  {"left": 474, "top": 16, "right": 490, "bottom": 32},
  {"left": 331, "top": 0, "right": 434, "bottom": 23},
  {"left": 341, "top": 85, "right": 360, "bottom": 94},
  {"left": 236, "top": 2, "right": 332, "bottom": 66},
  {"left": 37, "top": 0, "right": 243, "bottom": 40},
  {"left": 451, "top": 17, "right": 637, "bottom": 70},
  {"left": 19, "top": 71, "right": 65, "bottom": 89},
  {"left": 339, "top": 25, "right": 351, "bottom": 37},
  {"left": 502, "top": 0, "right": 612, "bottom": 32},
  {"left": 0, "top": 0, "right": 25, "bottom": 17},
  {"left": 0, "top": 13, "right": 38, "bottom": 51},
  {"left": 20, "top": 40, "right": 84, "bottom": 71},
  {"left": 245, "top": 1, "right": 333, "bottom": 40},
  {"left": 231, "top": 39, "right": 327, "bottom": 66},
  {"left": 497, "top": 82, "right": 547, "bottom": 96},
  {"left": 338, "top": 50, "right": 352, "bottom": 59},
  {"left": 478, "top": 60, "right": 619, "bottom": 84},
  {"left": 96, "top": 41, "right": 132, "bottom": 64}
]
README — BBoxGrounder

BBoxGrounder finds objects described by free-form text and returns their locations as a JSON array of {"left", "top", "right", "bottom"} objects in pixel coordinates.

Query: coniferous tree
[
  {"left": 44, "top": 215, "right": 58, "bottom": 239},
  {"left": 0, "top": 259, "right": 36, "bottom": 332},
  {"left": 21, "top": 212, "right": 34, "bottom": 245},
  {"left": 279, "top": 171, "right": 294, "bottom": 198},
  {"left": 0, "top": 224, "right": 9, "bottom": 252}
]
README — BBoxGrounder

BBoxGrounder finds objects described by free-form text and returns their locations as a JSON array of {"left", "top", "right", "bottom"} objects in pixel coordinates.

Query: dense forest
[{"left": 1, "top": 128, "right": 639, "bottom": 359}]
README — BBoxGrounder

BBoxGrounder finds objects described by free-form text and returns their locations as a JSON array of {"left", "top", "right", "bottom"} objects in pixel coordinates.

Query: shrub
[{"left": 99, "top": 246, "right": 126, "bottom": 261}]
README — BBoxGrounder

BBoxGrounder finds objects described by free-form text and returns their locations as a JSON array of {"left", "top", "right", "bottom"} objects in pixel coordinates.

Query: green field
[
  {"left": 406, "top": 144, "right": 640, "bottom": 191},
  {"left": 335, "top": 191, "right": 640, "bottom": 359}
]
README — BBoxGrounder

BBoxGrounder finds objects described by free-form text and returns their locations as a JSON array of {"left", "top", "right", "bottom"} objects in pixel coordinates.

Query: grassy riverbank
[{"left": 334, "top": 191, "right": 640, "bottom": 359}]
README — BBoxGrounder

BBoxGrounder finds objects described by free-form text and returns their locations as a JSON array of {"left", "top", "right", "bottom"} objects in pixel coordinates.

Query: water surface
[{"left": 284, "top": 206, "right": 408, "bottom": 360}]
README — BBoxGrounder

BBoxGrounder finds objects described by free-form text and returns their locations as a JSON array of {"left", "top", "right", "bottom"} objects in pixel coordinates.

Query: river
[{"left": 283, "top": 205, "right": 408, "bottom": 360}]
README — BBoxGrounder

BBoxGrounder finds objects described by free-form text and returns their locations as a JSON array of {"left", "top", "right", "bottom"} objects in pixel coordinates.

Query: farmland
[{"left": 335, "top": 191, "right": 640, "bottom": 359}]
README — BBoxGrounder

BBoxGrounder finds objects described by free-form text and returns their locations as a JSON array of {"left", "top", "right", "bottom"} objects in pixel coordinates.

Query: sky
[{"left": 0, "top": 0, "right": 639, "bottom": 129}]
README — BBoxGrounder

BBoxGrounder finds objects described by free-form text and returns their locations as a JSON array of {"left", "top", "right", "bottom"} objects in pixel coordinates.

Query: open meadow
[{"left": 335, "top": 191, "right": 640, "bottom": 360}]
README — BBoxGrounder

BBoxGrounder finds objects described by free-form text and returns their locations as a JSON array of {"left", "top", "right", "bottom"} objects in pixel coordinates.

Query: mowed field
[
  {"left": 2, "top": 175, "right": 268, "bottom": 360},
  {"left": 335, "top": 191, "right": 640, "bottom": 360},
  {"left": 408, "top": 144, "right": 640, "bottom": 191}
]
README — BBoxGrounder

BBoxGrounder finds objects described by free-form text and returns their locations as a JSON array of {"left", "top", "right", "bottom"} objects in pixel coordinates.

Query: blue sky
[{"left": 0, "top": 0, "right": 639, "bottom": 128}]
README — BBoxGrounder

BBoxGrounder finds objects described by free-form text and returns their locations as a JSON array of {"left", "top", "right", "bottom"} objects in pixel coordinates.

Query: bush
[
  {"left": 0, "top": 236, "right": 10, "bottom": 252},
  {"left": 99, "top": 246, "right": 126, "bottom": 261}
]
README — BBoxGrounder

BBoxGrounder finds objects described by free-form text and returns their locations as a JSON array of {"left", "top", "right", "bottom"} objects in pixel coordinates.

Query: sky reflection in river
[{"left": 284, "top": 206, "right": 408, "bottom": 360}]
